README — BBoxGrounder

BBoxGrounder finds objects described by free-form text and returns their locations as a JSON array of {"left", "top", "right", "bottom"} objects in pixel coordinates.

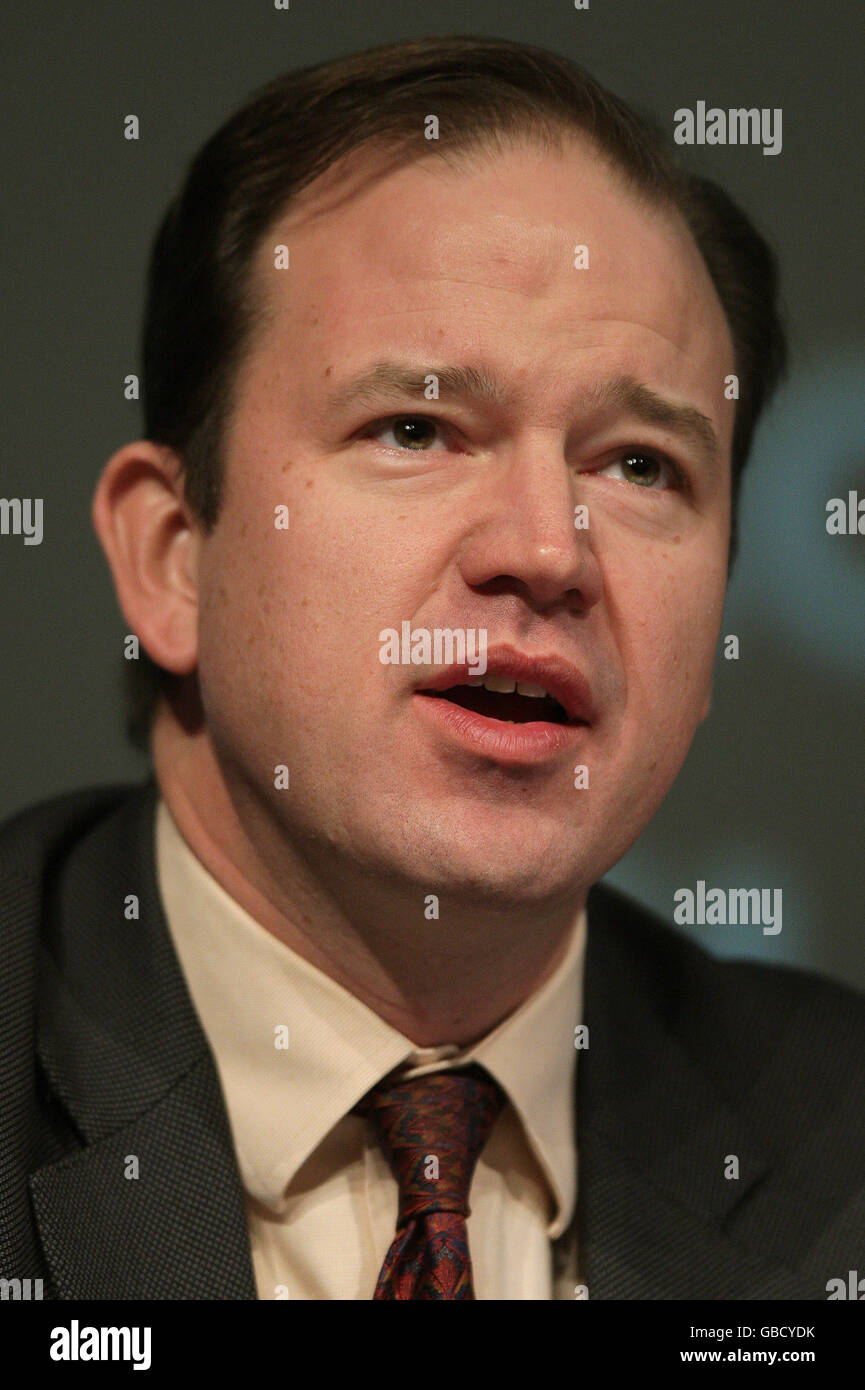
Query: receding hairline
[
  {"left": 237, "top": 119, "right": 714, "bottom": 381},
  {"left": 252, "top": 118, "right": 681, "bottom": 259}
]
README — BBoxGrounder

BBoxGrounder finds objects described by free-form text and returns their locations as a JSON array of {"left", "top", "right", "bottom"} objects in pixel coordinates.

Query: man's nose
[{"left": 456, "top": 441, "right": 603, "bottom": 612}]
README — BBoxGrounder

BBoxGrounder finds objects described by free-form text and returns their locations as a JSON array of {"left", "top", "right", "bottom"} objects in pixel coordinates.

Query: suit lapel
[
  {"left": 31, "top": 781, "right": 256, "bottom": 1299},
  {"left": 578, "top": 884, "right": 818, "bottom": 1299},
  {"left": 579, "top": 1126, "right": 817, "bottom": 1299},
  {"left": 30, "top": 1055, "right": 256, "bottom": 1299}
]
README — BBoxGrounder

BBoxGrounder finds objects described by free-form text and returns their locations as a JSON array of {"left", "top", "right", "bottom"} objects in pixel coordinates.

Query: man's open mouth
[{"left": 421, "top": 678, "right": 573, "bottom": 725}]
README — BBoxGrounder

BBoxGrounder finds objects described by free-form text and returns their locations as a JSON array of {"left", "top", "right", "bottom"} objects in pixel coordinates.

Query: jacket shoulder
[
  {"left": 0, "top": 783, "right": 143, "bottom": 883},
  {"left": 588, "top": 879, "right": 865, "bottom": 1085}
]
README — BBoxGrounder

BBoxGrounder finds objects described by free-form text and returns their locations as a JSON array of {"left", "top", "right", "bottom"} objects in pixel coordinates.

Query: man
[{"left": 1, "top": 35, "right": 863, "bottom": 1301}]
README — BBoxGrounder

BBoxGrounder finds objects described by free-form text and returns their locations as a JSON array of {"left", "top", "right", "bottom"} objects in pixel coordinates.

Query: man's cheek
[
  {"left": 661, "top": 623, "right": 712, "bottom": 722},
  {"left": 631, "top": 618, "right": 709, "bottom": 747}
]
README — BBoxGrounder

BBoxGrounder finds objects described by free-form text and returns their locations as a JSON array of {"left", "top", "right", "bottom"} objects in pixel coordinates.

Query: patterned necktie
[{"left": 357, "top": 1063, "right": 506, "bottom": 1299}]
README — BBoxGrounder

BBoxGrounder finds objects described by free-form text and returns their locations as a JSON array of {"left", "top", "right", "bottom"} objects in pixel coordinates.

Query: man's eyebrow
[
  {"left": 322, "top": 361, "right": 721, "bottom": 469},
  {"left": 322, "top": 361, "right": 511, "bottom": 414}
]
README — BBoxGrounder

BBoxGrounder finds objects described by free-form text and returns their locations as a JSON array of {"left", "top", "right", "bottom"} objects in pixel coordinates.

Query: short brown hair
[{"left": 127, "top": 34, "right": 787, "bottom": 749}]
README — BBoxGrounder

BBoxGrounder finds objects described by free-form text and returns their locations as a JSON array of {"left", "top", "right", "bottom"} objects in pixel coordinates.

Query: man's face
[{"left": 195, "top": 136, "right": 735, "bottom": 904}]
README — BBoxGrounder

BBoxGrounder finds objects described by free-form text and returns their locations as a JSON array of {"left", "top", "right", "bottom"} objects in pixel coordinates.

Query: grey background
[{"left": 2, "top": 2, "right": 863, "bottom": 985}]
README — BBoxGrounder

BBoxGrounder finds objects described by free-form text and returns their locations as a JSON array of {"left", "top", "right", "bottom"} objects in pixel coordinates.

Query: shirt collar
[{"left": 155, "top": 797, "right": 584, "bottom": 1237}]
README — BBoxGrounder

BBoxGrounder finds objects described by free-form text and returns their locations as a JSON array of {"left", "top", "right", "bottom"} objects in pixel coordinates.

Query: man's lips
[
  {"left": 410, "top": 648, "right": 596, "bottom": 764},
  {"left": 414, "top": 648, "right": 596, "bottom": 726}
]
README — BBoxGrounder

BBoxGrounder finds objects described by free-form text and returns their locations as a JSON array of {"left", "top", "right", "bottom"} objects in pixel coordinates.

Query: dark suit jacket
[{"left": 1, "top": 780, "right": 864, "bottom": 1299}]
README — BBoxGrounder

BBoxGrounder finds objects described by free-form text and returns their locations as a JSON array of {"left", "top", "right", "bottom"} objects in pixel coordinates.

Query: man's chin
[{"left": 387, "top": 838, "right": 589, "bottom": 910}]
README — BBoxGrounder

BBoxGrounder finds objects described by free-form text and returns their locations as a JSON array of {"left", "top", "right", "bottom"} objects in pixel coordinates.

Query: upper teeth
[{"left": 467, "top": 676, "right": 549, "bottom": 698}]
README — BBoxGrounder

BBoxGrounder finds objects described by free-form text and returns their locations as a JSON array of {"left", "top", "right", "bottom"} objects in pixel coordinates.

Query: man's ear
[{"left": 91, "top": 440, "right": 201, "bottom": 675}]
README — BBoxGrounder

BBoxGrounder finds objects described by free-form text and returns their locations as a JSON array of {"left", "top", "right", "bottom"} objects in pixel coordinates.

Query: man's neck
[{"left": 151, "top": 708, "right": 585, "bottom": 1046}]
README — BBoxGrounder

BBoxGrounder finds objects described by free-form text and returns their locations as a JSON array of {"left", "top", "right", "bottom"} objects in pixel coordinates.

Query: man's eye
[
  {"left": 365, "top": 415, "right": 449, "bottom": 452},
  {"left": 597, "top": 451, "right": 679, "bottom": 489}
]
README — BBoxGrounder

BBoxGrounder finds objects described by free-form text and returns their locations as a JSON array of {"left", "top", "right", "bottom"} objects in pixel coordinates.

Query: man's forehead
[
  {"left": 246, "top": 138, "right": 732, "bottom": 425},
  {"left": 266, "top": 147, "right": 714, "bottom": 321}
]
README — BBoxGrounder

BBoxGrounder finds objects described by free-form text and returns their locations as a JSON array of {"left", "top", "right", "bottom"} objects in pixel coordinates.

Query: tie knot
[{"left": 357, "top": 1064, "right": 505, "bottom": 1222}]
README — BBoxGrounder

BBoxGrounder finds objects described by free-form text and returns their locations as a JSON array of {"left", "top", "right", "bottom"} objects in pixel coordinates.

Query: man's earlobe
[{"left": 91, "top": 441, "right": 200, "bottom": 677}]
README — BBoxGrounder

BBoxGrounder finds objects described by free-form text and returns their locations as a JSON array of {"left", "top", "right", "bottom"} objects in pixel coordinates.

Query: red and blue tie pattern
[{"left": 357, "top": 1064, "right": 506, "bottom": 1299}]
